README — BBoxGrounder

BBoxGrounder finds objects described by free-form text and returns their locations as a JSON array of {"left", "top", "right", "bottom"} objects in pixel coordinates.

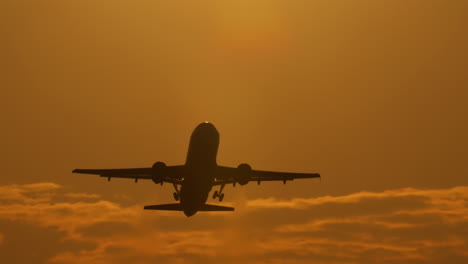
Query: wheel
[
  {"left": 212, "top": 191, "right": 218, "bottom": 199},
  {"left": 173, "top": 192, "right": 179, "bottom": 201},
  {"left": 219, "top": 193, "right": 224, "bottom": 202}
]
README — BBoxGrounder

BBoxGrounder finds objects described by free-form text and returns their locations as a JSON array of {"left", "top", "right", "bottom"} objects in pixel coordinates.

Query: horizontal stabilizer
[
  {"left": 144, "top": 203, "right": 182, "bottom": 211},
  {"left": 199, "top": 204, "right": 234, "bottom": 211},
  {"left": 143, "top": 203, "right": 234, "bottom": 212}
]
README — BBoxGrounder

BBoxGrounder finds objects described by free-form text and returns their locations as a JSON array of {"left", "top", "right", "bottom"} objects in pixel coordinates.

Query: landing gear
[
  {"left": 212, "top": 184, "right": 225, "bottom": 202},
  {"left": 173, "top": 183, "right": 180, "bottom": 201}
]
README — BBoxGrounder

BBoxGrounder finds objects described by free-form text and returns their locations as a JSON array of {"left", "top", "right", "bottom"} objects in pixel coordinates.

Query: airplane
[{"left": 72, "top": 122, "right": 320, "bottom": 217}]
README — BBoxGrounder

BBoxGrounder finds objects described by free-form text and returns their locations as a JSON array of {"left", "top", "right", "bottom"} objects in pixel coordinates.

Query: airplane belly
[
  {"left": 180, "top": 170, "right": 213, "bottom": 215},
  {"left": 180, "top": 183, "right": 210, "bottom": 204}
]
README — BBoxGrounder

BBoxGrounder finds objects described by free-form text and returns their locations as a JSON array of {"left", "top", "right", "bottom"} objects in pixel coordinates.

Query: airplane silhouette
[{"left": 73, "top": 122, "right": 320, "bottom": 217}]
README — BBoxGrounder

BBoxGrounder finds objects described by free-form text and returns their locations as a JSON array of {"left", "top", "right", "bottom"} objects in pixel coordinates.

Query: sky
[{"left": 1, "top": 0, "right": 467, "bottom": 263}]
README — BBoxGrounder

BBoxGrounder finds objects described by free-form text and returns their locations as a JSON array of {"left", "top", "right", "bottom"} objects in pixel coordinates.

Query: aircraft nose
[
  {"left": 198, "top": 121, "right": 214, "bottom": 128},
  {"left": 195, "top": 122, "right": 217, "bottom": 133}
]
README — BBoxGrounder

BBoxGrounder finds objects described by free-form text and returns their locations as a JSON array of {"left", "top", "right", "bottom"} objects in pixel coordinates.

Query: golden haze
[{"left": 1, "top": 1, "right": 467, "bottom": 263}]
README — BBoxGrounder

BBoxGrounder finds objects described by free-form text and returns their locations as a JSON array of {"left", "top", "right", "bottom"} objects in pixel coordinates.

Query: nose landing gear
[{"left": 212, "top": 184, "right": 225, "bottom": 202}]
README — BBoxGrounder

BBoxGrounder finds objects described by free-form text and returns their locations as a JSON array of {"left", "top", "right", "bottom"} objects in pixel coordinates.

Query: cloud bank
[{"left": 0, "top": 183, "right": 466, "bottom": 264}]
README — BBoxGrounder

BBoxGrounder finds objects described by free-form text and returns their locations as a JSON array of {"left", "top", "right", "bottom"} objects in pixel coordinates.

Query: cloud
[
  {"left": 246, "top": 186, "right": 468, "bottom": 210},
  {"left": 0, "top": 182, "right": 61, "bottom": 204},
  {"left": 246, "top": 187, "right": 468, "bottom": 264},
  {"left": 62, "top": 193, "right": 101, "bottom": 199},
  {"left": 0, "top": 183, "right": 466, "bottom": 264}
]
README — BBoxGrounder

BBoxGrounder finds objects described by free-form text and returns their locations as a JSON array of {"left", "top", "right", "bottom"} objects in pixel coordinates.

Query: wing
[
  {"left": 72, "top": 166, "right": 184, "bottom": 184},
  {"left": 213, "top": 166, "right": 320, "bottom": 186}
]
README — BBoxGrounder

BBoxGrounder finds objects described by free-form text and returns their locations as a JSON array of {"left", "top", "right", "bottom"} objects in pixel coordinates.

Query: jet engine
[
  {"left": 151, "top": 161, "right": 166, "bottom": 184},
  {"left": 237, "top": 163, "right": 252, "bottom": 185}
]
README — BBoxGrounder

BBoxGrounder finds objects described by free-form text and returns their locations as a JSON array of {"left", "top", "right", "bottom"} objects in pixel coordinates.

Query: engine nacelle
[
  {"left": 151, "top": 161, "right": 166, "bottom": 184},
  {"left": 237, "top": 163, "right": 252, "bottom": 186}
]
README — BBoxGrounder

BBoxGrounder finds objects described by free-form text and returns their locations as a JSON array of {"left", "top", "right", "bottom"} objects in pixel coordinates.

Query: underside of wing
[
  {"left": 213, "top": 165, "right": 320, "bottom": 186},
  {"left": 252, "top": 170, "right": 321, "bottom": 180},
  {"left": 72, "top": 165, "right": 184, "bottom": 184},
  {"left": 72, "top": 168, "right": 153, "bottom": 178}
]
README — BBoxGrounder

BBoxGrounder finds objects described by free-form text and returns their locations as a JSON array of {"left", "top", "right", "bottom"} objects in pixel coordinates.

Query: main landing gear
[
  {"left": 173, "top": 183, "right": 180, "bottom": 201},
  {"left": 212, "top": 184, "right": 225, "bottom": 202}
]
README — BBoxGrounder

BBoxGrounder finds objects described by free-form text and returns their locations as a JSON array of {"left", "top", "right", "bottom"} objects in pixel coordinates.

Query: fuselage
[{"left": 180, "top": 122, "right": 219, "bottom": 216}]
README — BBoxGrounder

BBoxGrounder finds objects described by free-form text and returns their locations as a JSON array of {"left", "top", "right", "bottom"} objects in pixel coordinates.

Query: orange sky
[{"left": 1, "top": 1, "right": 467, "bottom": 263}]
